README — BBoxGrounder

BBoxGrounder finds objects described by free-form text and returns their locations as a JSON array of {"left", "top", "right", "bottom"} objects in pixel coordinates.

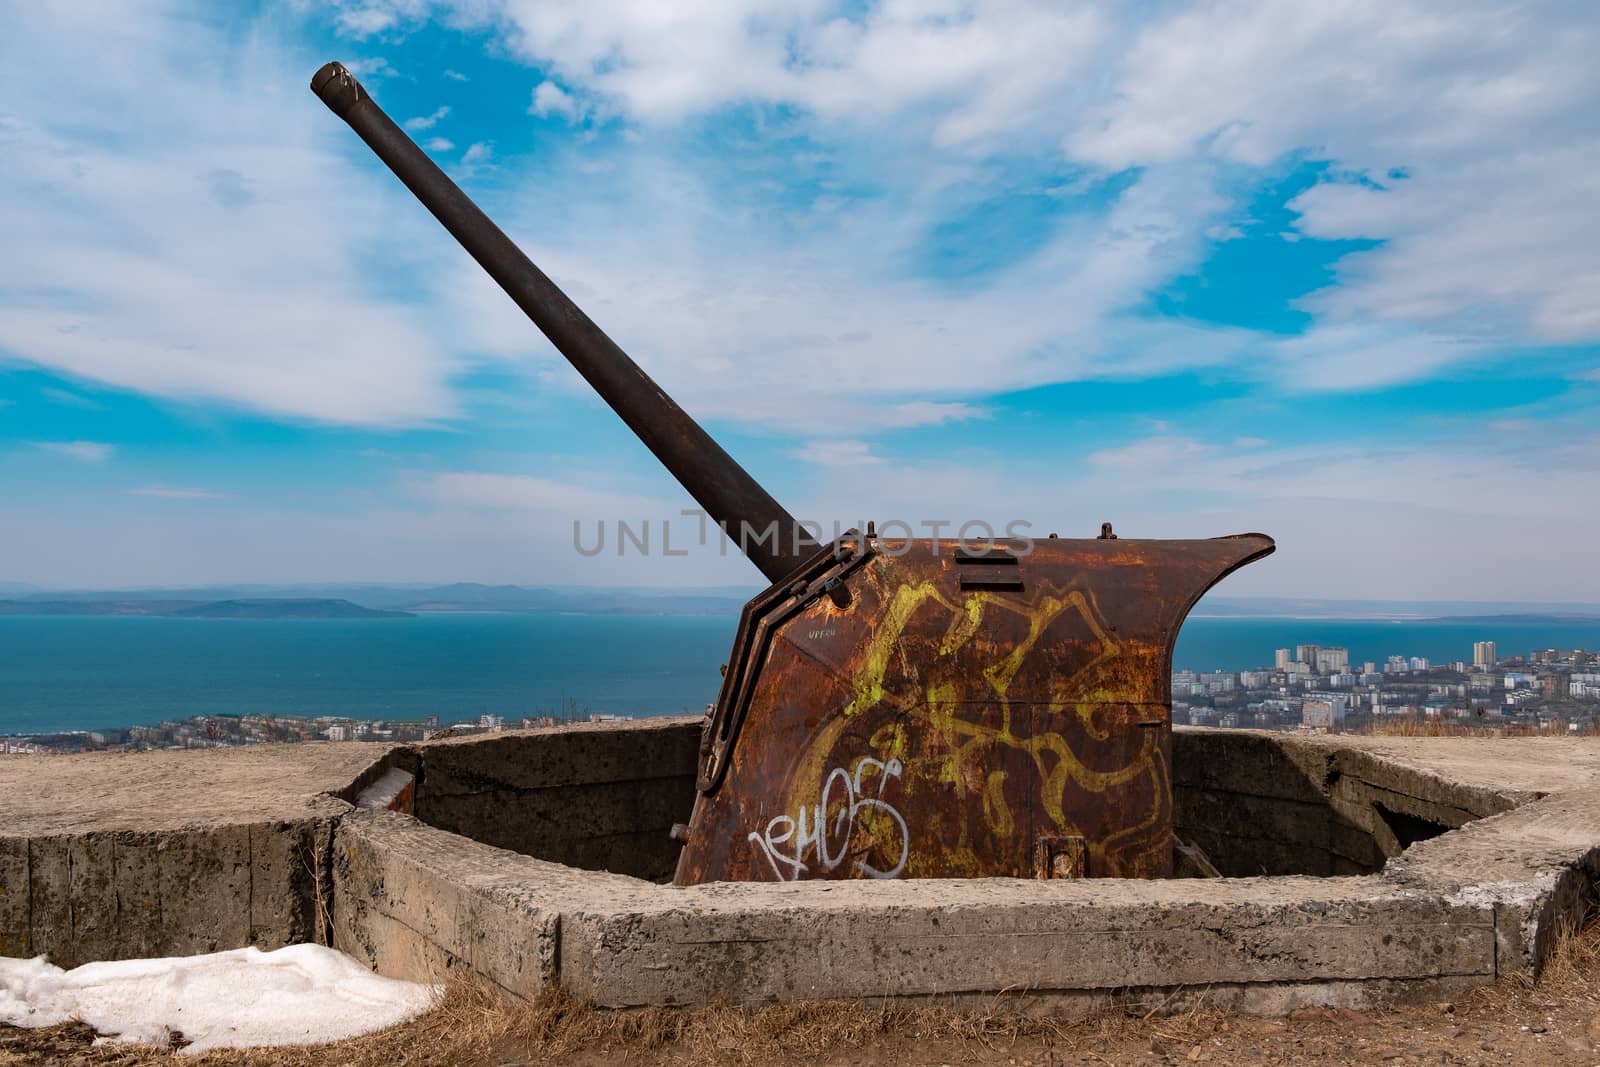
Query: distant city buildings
[
  {"left": 1169, "top": 639, "right": 1597, "bottom": 735},
  {"left": 4, "top": 706, "right": 636, "bottom": 755},
  {"left": 1301, "top": 695, "right": 1346, "bottom": 730},
  {"left": 1315, "top": 647, "right": 1350, "bottom": 674}
]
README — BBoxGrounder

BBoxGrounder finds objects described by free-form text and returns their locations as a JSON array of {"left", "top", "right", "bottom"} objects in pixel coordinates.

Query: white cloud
[
  {"left": 1068, "top": 1, "right": 1600, "bottom": 350},
  {"left": 418, "top": 471, "right": 680, "bottom": 519},
  {"left": 1267, "top": 325, "right": 1481, "bottom": 392},
  {"left": 789, "top": 439, "right": 882, "bottom": 467},
  {"left": 405, "top": 0, "right": 1112, "bottom": 145},
  {"left": 404, "top": 105, "right": 450, "bottom": 131},
  {"left": 33, "top": 440, "right": 115, "bottom": 463},
  {"left": 443, "top": 69, "right": 468, "bottom": 81},
  {"left": 455, "top": 141, "right": 494, "bottom": 178},
  {"left": 1088, "top": 435, "right": 1214, "bottom": 469},
  {"left": 434, "top": 150, "right": 1244, "bottom": 427},
  {"left": 530, "top": 81, "right": 583, "bottom": 121},
  {"left": 874, "top": 402, "right": 989, "bottom": 429},
  {"left": 340, "top": 0, "right": 1600, "bottom": 378},
  {"left": 423, "top": 137, "right": 454, "bottom": 152},
  {"left": 336, "top": 7, "right": 400, "bottom": 37},
  {"left": 17, "top": 0, "right": 1593, "bottom": 437},
  {"left": 0, "top": 6, "right": 457, "bottom": 427},
  {"left": 127, "top": 485, "right": 221, "bottom": 499}
]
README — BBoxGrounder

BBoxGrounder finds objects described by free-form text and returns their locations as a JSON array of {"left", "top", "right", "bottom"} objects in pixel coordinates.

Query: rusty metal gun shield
[{"left": 674, "top": 533, "right": 1273, "bottom": 884}]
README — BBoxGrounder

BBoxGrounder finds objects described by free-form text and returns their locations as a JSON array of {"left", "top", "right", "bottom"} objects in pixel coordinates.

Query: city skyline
[
  {"left": 1174, "top": 637, "right": 1598, "bottom": 733},
  {"left": 2, "top": 3, "right": 1598, "bottom": 597}
]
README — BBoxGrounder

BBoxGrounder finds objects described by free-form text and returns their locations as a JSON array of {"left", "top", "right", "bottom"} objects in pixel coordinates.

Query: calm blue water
[
  {"left": 2, "top": 614, "right": 1598, "bottom": 735},
  {"left": 0, "top": 614, "right": 733, "bottom": 735}
]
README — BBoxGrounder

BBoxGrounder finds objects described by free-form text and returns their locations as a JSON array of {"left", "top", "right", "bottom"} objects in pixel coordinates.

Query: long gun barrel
[{"left": 311, "top": 61, "right": 815, "bottom": 584}]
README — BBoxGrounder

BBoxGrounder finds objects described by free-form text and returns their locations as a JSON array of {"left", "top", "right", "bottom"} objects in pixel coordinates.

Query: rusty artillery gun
[{"left": 313, "top": 61, "right": 1274, "bottom": 885}]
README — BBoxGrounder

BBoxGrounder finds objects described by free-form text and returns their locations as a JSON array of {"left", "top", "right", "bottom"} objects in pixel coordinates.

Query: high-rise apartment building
[
  {"left": 1473, "top": 641, "right": 1497, "bottom": 669},
  {"left": 1315, "top": 647, "right": 1350, "bottom": 674},
  {"left": 1301, "top": 696, "right": 1347, "bottom": 731},
  {"left": 1275, "top": 648, "right": 1292, "bottom": 670}
]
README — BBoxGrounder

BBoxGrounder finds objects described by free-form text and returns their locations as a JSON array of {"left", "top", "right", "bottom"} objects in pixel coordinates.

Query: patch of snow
[{"left": 0, "top": 944, "right": 437, "bottom": 1055}]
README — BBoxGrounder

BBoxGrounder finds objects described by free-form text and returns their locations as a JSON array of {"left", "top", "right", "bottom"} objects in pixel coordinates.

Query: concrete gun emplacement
[{"left": 312, "top": 61, "right": 1274, "bottom": 884}]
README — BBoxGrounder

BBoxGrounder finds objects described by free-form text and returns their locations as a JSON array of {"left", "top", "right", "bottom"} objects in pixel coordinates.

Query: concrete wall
[
  {"left": 0, "top": 821, "right": 332, "bottom": 968},
  {"left": 331, "top": 809, "right": 1502, "bottom": 1013},
  {"left": 403, "top": 722, "right": 1507, "bottom": 887},
  {"left": 407, "top": 718, "right": 701, "bottom": 883},
  {"left": 1172, "top": 729, "right": 1515, "bottom": 878}
]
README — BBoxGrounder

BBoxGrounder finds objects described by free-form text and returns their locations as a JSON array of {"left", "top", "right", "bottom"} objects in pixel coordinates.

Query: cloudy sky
[{"left": 1, "top": 0, "right": 1596, "bottom": 597}]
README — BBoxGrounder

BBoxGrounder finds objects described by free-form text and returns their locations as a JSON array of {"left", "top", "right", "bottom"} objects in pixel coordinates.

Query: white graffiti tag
[{"left": 748, "top": 756, "right": 910, "bottom": 881}]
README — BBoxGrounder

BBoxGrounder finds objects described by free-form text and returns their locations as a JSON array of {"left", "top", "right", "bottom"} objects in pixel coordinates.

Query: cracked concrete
[{"left": 2, "top": 723, "right": 1597, "bottom": 1014}]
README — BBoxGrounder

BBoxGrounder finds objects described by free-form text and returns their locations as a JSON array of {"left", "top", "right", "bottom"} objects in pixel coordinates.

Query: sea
[{"left": 3, "top": 613, "right": 1599, "bottom": 736}]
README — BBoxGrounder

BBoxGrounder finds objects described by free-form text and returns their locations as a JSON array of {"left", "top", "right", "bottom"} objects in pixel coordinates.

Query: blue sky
[{"left": 1, "top": 1, "right": 1597, "bottom": 597}]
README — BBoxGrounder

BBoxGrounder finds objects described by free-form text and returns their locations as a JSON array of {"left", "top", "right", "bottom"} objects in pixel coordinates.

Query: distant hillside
[
  {"left": 0, "top": 600, "right": 196, "bottom": 616},
  {"left": 1417, "top": 613, "right": 1600, "bottom": 625},
  {"left": 3, "top": 582, "right": 753, "bottom": 616},
  {"left": 0, "top": 598, "right": 411, "bottom": 619},
  {"left": 171, "top": 599, "right": 412, "bottom": 619},
  {"left": 348, "top": 583, "right": 750, "bottom": 616}
]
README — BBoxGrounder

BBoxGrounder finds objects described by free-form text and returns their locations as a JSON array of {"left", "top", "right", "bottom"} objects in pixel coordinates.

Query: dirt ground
[{"left": 5, "top": 917, "right": 1600, "bottom": 1067}]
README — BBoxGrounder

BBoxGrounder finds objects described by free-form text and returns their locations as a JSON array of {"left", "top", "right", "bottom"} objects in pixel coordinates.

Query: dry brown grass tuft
[
  {"left": 1355, "top": 716, "right": 1571, "bottom": 737},
  {"left": 420, "top": 977, "right": 1086, "bottom": 1063},
  {"left": 1525, "top": 900, "right": 1600, "bottom": 995}
]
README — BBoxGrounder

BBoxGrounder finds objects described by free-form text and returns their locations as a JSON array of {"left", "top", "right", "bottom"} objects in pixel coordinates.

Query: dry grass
[
  {"left": 1475, "top": 897, "right": 1600, "bottom": 1010},
  {"left": 1355, "top": 715, "right": 1578, "bottom": 737},
  {"left": 7, "top": 908, "right": 1599, "bottom": 1065},
  {"left": 420, "top": 977, "right": 1087, "bottom": 1064},
  {"left": 3, "top": 975, "right": 1225, "bottom": 1066}
]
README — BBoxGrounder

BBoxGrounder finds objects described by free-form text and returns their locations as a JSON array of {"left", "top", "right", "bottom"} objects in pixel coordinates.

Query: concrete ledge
[
  {"left": 560, "top": 877, "right": 1495, "bottom": 1007},
  {"left": 331, "top": 809, "right": 645, "bottom": 998},
  {"left": 4, "top": 724, "right": 1599, "bottom": 1016}
]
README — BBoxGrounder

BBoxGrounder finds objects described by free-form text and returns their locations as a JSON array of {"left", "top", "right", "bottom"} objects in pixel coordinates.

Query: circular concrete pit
[
  {"left": 333, "top": 720, "right": 1600, "bottom": 1013},
  {"left": 3, "top": 719, "right": 1598, "bottom": 1017}
]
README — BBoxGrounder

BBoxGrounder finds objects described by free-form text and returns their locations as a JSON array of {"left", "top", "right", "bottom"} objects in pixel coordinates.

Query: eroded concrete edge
[{"left": 4, "top": 725, "right": 1597, "bottom": 1016}]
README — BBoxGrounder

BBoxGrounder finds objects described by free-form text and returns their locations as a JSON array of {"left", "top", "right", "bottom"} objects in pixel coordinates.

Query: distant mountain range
[
  {"left": 0, "top": 598, "right": 409, "bottom": 619},
  {"left": 1, "top": 585, "right": 1596, "bottom": 622},
  {"left": 0, "top": 583, "right": 754, "bottom": 617}
]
